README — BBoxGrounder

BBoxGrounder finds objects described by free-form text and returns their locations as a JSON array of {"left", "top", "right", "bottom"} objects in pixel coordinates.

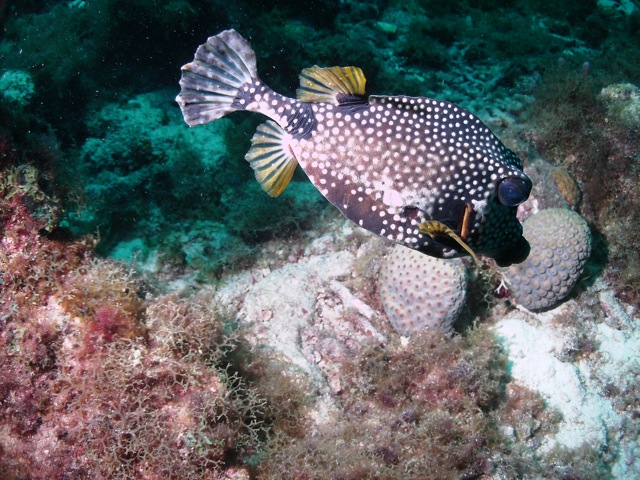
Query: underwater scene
[{"left": 1, "top": 0, "right": 640, "bottom": 478}]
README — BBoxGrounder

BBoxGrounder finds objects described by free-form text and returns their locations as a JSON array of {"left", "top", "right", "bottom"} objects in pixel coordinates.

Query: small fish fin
[
  {"left": 176, "top": 29, "right": 258, "bottom": 127},
  {"left": 297, "top": 66, "right": 367, "bottom": 105},
  {"left": 459, "top": 203, "right": 474, "bottom": 242},
  {"left": 418, "top": 220, "right": 480, "bottom": 270},
  {"left": 245, "top": 121, "right": 298, "bottom": 197}
]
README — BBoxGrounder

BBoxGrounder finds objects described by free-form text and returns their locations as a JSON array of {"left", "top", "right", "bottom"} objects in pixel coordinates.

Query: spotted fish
[{"left": 176, "top": 29, "right": 532, "bottom": 266}]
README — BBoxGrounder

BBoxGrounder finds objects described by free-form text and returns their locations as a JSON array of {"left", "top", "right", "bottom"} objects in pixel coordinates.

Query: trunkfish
[{"left": 176, "top": 29, "right": 532, "bottom": 266}]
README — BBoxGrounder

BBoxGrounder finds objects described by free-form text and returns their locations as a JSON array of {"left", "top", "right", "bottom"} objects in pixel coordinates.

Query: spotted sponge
[
  {"left": 502, "top": 208, "right": 591, "bottom": 310},
  {"left": 379, "top": 245, "right": 467, "bottom": 335}
]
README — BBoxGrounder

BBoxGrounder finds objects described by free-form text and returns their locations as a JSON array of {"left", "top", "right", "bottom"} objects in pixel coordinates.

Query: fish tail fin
[{"left": 176, "top": 29, "right": 258, "bottom": 126}]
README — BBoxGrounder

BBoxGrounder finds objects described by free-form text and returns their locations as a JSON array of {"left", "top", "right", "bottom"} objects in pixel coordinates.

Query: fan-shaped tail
[{"left": 176, "top": 29, "right": 258, "bottom": 126}]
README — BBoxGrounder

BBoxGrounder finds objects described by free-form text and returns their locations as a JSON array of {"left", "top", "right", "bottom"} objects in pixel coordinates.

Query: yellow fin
[
  {"left": 418, "top": 220, "right": 480, "bottom": 270},
  {"left": 297, "top": 66, "right": 367, "bottom": 104},
  {"left": 245, "top": 120, "right": 298, "bottom": 197}
]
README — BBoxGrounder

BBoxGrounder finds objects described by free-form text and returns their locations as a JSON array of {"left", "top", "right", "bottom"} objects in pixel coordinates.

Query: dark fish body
[{"left": 177, "top": 30, "right": 532, "bottom": 266}]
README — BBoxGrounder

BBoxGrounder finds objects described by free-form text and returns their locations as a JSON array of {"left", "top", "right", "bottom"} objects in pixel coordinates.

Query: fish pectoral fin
[
  {"left": 296, "top": 66, "right": 367, "bottom": 105},
  {"left": 458, "top": 202, "right": 474, "bottom": 242},
  {"left": 418, "top": 220, "right": 480, "bottom": 269},
  {"left": 245, "top": 120, "right": 298, "bottom": 197}
]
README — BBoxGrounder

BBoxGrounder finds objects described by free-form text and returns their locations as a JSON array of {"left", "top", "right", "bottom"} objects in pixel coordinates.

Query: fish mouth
[{"left": 493, "top": 236, "right": 530, "bottom": 267}]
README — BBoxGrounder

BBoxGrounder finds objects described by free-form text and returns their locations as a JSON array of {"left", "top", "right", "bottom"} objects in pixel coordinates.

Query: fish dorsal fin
[
  {"left": 297, "top": 66, "right": 367, "bottom": 105},
  {"left": 245, "top": 120, "right": 298, "bottom": 197}
]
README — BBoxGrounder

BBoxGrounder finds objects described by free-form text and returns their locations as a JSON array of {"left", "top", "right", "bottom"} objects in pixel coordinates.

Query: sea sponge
[
  {"left": 501, "top": 208, "right": 591, "bottom": 310},
  {"left": 379, "top": 245, "right": 467, "bottom": 335},
  {"left": 551, "top": 166, "right": 582, "bottom": 210}
]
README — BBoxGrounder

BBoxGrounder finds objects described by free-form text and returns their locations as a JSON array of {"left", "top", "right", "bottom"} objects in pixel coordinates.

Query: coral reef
[
  {"left": 522, "top": 72, "right": 640, "bottom": 306},
  {"left": 501, "top": 208, "right": 592, "bottom": 310},
  {"left": 379, "top": 245, "right": 467, "bottom": 335},
  {"left": 215, "top": 216, "right": 633, "bottom": 478},
  {"left": 53, "top": 292, "right": 268, "bottom": 479},
  {"left": 0, "top": 160, "right": 270, "bottom": 478},
  {"left": 1, "top": 0, "right": 640, "bottom": 478},
  {"left": 67, "top": 90, "right": 234, "bottom": 257},
  {"left": 64, "top": 90, "right": 326, "bottom": 277}
]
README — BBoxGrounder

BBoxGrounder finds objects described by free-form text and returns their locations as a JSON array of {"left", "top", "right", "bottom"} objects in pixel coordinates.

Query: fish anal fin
[
  {"left": 245, "top": 121, "right": 298, "bottom": 197},
  {"left": 297, "top": 66, "right": 367, "bottom": 104}
]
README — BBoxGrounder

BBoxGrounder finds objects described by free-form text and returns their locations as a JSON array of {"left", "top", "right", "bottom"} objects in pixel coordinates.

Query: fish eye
[{"left": 497, "top": 177, "right": 532, "bottom": 206}]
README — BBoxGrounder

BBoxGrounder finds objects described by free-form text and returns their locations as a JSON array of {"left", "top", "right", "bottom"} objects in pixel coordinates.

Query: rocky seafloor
[
  {"left": 208, "top": 151, "right": 640, "bottom": 478},
  {"left": 4, "top": 116, "right": 639, "bottom": 477}
]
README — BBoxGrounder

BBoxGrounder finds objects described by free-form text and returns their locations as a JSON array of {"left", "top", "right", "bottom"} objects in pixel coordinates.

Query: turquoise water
[{"left": 1, "top": 1, "right": 639, "bottom": 478}]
